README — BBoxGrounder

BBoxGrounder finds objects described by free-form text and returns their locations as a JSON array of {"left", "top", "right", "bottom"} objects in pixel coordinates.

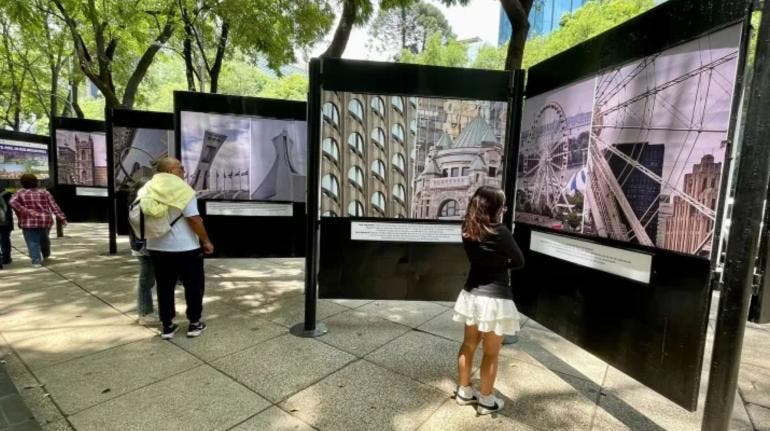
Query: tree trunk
[
  {"left": 183, "top": 33, "right": 197, "bottom": 91},
  {"left": 500, "top": 0, "right": 534, "bottom": 70},
  {"left": 69, "top": 76, "right": 84, "bottom": 118},
  {"left": 401, "top": 7, "right": 407, "bottom": 51},
  {"left": 209, "top": 21, "right": 229, "bottom": 93},
  {"left": 49, "top": 66, "right": 58, "bottom": 121},
  {"left": 505, "top": 17, "right": 529, "bottom": 69},
  {"left": 321, "top": 0, "right": 358, "bottom": 58}
]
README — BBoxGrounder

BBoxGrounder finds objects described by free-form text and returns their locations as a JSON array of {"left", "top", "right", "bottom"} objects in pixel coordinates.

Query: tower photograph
[{"left": 180, "top": 110, "right": 306, "bottom": 202}]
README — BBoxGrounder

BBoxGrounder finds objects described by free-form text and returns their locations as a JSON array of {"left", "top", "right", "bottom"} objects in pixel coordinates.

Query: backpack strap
[
  {"left": 170, "top": 213, "right": 184, "bottom": 227},
  {"left": 139, "top": 206, "right": 145, "bottom": 240}
]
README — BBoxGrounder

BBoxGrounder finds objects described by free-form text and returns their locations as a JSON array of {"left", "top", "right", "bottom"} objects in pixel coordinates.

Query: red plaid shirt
[{"left": 10, "top": 189, "right": 67, "bottom": 229}]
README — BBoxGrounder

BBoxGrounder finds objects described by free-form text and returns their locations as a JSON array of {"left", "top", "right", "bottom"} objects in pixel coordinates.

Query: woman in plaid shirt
[{"left": 10, "top": 174, "right": 67, "bottom": 267}]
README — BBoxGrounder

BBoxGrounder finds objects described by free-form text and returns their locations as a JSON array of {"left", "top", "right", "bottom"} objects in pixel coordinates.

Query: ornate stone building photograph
[
  {"left": 319, "top": 92, "right": 506, "bottom": 220},
  {"left": 55, "top": 130, "right": 107, "bottom": 187}
]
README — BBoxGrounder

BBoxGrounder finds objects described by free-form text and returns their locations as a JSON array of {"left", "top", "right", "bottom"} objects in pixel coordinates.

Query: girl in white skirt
[{"left": 453, "top": 185, "right": 524, "bottom": 415}]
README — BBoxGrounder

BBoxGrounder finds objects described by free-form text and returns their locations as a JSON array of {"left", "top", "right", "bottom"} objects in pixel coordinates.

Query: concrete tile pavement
[{"left": 0, "top": 223, "right": 766, "bottom": 430}]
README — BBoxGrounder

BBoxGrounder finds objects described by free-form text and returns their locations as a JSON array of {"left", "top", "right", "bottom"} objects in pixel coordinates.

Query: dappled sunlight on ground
[{"left": 0, "top": 223, "right": 767, "bottom": 430}]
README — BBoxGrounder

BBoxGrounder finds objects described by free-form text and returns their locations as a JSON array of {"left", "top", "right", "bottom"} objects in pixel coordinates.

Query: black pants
[{"left": 149, "top": 249, "right": 205, "bottom": 325}]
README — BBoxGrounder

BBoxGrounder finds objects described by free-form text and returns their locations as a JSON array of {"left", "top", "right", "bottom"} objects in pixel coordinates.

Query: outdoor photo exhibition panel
[
  {"left": 311, "top": 58, "right": 523, "bottom": 301},
  {"left": 512, "top": 0, "right": 749, "bottom": 410},
  {"left": 106, "top": 109, "right": 174, "bottom": 254},
  {"left": 51, "top": 117, "right": 109, "bottom": 222},
  {"left": 174, "top": 91, "right": 307, "bottom": 257},
  {"left": 0, "top": 130, "right": 50, "bottom": 191}
]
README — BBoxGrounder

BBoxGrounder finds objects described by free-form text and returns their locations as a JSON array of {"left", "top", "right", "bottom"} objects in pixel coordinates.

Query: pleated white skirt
[{"left": 452, "top": 290, "right": 521, "bottom": 336}]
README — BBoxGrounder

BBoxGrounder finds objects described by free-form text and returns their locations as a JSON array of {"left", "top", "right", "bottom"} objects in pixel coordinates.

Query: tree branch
[
  {"left": 322, "top": 0, "right": 359, "bottom": 58},
  {"left": 501, "top": 0, "right": 533, "bottom": 70},
  {"left": 122, "top": 7, "right": 176, "bottom": 108}
]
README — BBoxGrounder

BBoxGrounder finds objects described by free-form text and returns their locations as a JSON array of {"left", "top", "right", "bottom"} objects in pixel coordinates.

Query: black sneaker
[
  {"left": 161, "top": 323, "right": 179, "bottom": 340},
  {"left": 187, "top": 321, "right": 207, "bottom": 338}
]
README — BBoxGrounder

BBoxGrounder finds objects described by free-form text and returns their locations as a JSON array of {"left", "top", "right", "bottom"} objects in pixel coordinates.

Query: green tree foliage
[
  {"left": 468, "top": 0, "right": 655, "bottom": 71},
  {"left": 50, "top": 0, "right": 178, "bottom": 109},
  {"left": 323, "top": 0, "right": 468, "bottom": 58},
  {"left": 472, "top": 43, "right": 507, "bottom": 70},
  {"left": 259, "top": 74, "right": 308, "bottom": 101},
  {"left": 399, "top": 32, "right": 468, "bottom": 67},
  {"left": 176, "top": 0, "right": 333, "bottom": 93},
  {"left": 523, "top": 0, "right": 654, "bottom": 68},
  {"left": 0, "top": 0, "right": 74, "bottom": 131},
  {"left": 368, "top": 1, "right": 453, "bottom": 58}
]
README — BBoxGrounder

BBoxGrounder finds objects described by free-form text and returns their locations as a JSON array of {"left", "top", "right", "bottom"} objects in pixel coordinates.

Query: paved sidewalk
[
  {"left": 0, "top": 360, "right": 40, "bottom": 430},
  {"left": 0, "top": 223, "right": 768, "bottom": 431}
]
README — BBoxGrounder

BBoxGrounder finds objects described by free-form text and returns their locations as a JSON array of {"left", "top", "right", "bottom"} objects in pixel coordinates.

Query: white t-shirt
[{"left": 146, "top": 198, "right": 201, "bottom": 252}]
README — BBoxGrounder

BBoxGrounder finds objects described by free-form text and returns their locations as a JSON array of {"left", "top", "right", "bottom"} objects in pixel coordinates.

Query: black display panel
[
  {"left": 0, "top": 130, "right": 50, "bottom": 191},
  {"left": 108, "top": 109, "right": 174, "bottom": 240},
  {"left": 511, "top": 0, "right": 749, "bottom": 411},
  {"left": 51, "top": 118, "right": 108, "bottom": 223},
  {"left": 513, "top": 227, "right": 712, "bottom": 408},
  {"left": 310, "top": 58, "right": 523, "bottom": 301},
  {"left": 173, "top": 91, "right": 307, "bottom": 258}
]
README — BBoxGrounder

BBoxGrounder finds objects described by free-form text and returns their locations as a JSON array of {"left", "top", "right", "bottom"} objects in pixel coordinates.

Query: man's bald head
[{"left": 156, "top": 157, "right": 185, "bottom": 178}]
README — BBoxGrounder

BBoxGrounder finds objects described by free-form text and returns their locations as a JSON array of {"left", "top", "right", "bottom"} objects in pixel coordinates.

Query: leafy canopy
[
  {"left": 399, "top": 32, "right": 468, "bottom": 67},
  {"left": 368, "top": 1, "right": 454, "bottom": 57}
]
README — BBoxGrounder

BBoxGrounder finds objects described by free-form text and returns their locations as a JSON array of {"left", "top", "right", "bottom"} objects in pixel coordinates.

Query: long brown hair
[{"left": 462, "top": 186, "right": 506, "bottom": 241}]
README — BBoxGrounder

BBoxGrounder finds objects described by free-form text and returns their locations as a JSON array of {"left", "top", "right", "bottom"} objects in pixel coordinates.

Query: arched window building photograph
[{"left": 320, "top": 91, "right": 507, "bottom": 220}]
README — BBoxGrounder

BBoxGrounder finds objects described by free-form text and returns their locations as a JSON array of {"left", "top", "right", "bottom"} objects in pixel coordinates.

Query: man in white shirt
[{"left": 146, "top": 158, "right": 214, "bottom": 339}]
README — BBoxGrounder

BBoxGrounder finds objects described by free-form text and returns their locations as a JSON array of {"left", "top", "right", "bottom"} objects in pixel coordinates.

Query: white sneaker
[
  {"left": 455, "top": 386, "right": 478, "bottom": 406},
  {"left": 477, "top": 393, "right": 504, "bottom": 415}
]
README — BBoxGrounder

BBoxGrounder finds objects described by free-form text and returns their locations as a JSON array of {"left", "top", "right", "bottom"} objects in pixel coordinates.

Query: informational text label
[
  {"left": 75, "top": 187, "right": 108, "bottom": 197},
  {"left": 206, "top": 201, "right": 293, "bottom": 217},
  {"left": 351, "top": 221, "right": 461, "bottom": 243},
  {"left": 530, "top": 231, "right": 652, "bottom": 283}
]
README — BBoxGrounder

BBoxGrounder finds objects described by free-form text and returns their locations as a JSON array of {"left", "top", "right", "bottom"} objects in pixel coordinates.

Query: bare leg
[
  {"left": 457, "top": 324, "right": 481, "bottom": 387},
  {"left": 479, "top": 331, "right": 504, "bottom": 396}
]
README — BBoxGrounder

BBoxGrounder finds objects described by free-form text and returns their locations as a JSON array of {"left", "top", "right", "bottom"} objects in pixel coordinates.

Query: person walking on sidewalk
[
  {"left": 9, "top": 174, "right": 67, "bottom": 267},
  {"left": 0, "top": 189, "right": 13, "bottom": 267},
  {"left": 127, "top": 178, "right": 157, "bottom": 325},
  {"left": 140, "top": 157, "right": 213, "bottom": 339},
  {"left": 453, "top": 186, "right": 524, "bottom": 415}
]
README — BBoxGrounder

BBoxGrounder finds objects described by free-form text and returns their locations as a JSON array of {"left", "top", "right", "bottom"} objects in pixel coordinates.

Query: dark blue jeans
[
  {"left": 0, "top": 228, "right": 10, "bottom": 264},
  {"left": 22, "top": 228, "right": 51, "bottom": 265},
  {"left": 136, "top": 254, "right": 155, "bottom": 316}
]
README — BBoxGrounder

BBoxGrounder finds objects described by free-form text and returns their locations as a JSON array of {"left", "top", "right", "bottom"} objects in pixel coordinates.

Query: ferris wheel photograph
[
  {"left": 515, "top": 24, "right": 742, "bottom": 258},
  {"left": 515, "top": 77, "right": 593, "bottom": 233},
  {"left": 584, "top": 24, "right": 742, "bottom": 257}
]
